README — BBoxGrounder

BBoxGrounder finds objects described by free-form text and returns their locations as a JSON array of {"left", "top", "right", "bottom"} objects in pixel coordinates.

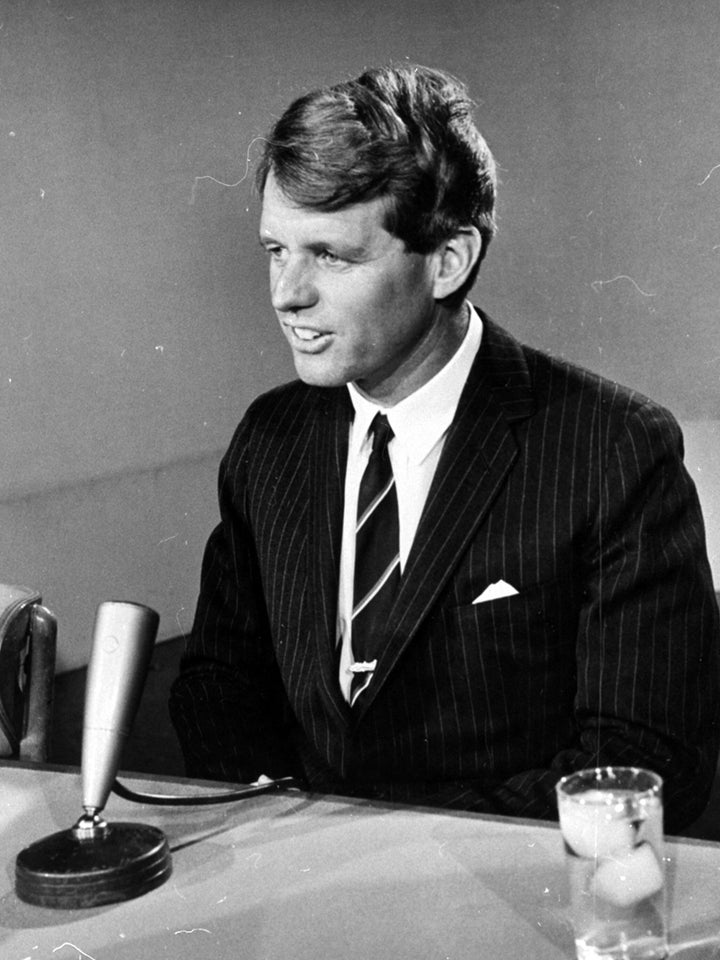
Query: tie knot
[{"left": 369, "top": 413, "right": 394, "bottom": 454}]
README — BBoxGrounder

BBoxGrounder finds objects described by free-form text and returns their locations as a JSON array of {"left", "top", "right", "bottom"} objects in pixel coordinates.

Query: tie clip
[{"left": 349, "top": 660, "right": 377, "bottom": 674}]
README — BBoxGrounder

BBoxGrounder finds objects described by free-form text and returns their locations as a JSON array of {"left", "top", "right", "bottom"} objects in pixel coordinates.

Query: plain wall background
[{"left": 2, "top": 0, "right": 718, "bottom": 669}]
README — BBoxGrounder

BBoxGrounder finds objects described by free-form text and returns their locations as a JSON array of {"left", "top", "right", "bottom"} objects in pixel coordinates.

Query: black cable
[{"left": 112, "top": 775, "right": 302, "bottom": 806}]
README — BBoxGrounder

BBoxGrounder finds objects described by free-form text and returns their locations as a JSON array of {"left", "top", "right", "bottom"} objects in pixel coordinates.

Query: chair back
[{"left": 0, "top": 584, "right": 57, "bottom": 762}]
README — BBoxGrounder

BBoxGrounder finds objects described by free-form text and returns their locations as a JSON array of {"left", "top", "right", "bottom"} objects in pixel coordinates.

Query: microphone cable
[{"left": 112, "top": 775, "right": 302, "bottom": 806}]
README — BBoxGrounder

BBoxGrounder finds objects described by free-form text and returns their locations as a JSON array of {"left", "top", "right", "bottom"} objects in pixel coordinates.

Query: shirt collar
[{"left": 347, "top": 304, "right": 483, "bottom": 464}]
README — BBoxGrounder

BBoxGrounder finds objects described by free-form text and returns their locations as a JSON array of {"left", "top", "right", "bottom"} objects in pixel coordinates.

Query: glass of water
[{"left": 556, "top": 767, "right": 667, "bottom": 960}]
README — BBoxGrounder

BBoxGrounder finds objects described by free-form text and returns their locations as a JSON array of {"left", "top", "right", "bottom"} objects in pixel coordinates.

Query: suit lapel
[
  {"left": 353, "top": 314, "right": 536, "bottom": 717},
  {"left": 307, "top": 388, "right": 353, "bottom": 726}
]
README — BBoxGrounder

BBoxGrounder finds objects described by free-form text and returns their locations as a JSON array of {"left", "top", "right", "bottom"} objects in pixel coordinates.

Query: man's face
[{"left": 259, "top": 173, "right": 451, "bottom": 406}]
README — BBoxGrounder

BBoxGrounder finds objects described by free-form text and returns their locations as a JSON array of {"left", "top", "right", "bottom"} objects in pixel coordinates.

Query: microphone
[
  {"left": 15, "top": 601, "right": 172, "bottom": 909},
  {"left": 81, "top": 601, "right": 159, "bottom": 817}
]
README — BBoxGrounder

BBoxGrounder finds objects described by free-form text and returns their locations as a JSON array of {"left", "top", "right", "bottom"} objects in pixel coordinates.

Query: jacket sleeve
[
  {"left": 368, "top": 403, "right": 720, "bottom": 832},
  {"left": 169, "top": 416, "right": 305, "bottom": 784}
]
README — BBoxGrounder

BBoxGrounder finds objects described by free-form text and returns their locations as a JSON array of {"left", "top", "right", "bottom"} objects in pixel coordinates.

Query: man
[{"left": 170, "top": 64, "right": 719, "bottom": 831}]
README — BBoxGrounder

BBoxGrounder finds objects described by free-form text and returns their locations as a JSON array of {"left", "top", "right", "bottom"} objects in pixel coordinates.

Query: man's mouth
[
  {"left": 285, "top": 325, "right": 334, "bottom": 352},
  {"left": 291, "top": 326, "right": 324, "bottom": 341}
]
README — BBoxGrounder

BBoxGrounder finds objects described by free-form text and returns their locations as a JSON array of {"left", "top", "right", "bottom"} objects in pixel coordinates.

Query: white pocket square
[{"left": 472, "top": 579, "right": 519, "bottom": 604}]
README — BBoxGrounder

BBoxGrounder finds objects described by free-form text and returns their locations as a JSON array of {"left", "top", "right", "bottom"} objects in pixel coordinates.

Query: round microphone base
[{"left": 15, "top": 822, "right": 172, "bottom": 909}]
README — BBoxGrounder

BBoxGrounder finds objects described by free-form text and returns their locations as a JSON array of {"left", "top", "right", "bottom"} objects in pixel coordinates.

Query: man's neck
[{"left": 353, "top": 301, "right": 470, "bottom": 407}]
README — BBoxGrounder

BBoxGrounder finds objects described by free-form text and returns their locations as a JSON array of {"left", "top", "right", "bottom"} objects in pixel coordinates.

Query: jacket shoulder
[
  {"left": 479, "top": 311, "right": 677, "bottom": 427},
  {"left": 245, "top": 379, "right": 316, "bottom": 421},
  {"left": 475, "top": 310, "right": 684, "bottom": 460},
  {"left": 525, "top": 341, "right": 680, "bottom": 438},
  {"left": 224, "top": 379, "right": 349, "bottom": 460}
]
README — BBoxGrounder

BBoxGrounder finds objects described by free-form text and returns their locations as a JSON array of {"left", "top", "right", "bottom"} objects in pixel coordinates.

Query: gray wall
[{"left": 3, "top": 0, "right": 718, "bottom": 668}]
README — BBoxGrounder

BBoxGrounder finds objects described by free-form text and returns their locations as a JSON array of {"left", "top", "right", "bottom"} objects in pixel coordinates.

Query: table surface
[{"left": 1, "top": 763, "right": 720, "bottom": 960}]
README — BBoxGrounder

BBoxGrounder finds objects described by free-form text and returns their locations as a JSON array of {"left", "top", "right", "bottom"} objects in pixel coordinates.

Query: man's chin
[{"left": 293, "top": 358, "right": 351, "bottom": 389}]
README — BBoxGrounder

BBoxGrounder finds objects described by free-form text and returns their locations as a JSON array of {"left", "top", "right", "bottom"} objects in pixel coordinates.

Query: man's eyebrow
[
  {"left": 258, "top": 235, "right": 369, "bottom": 258},
  {"left": 308, "top": 240, "right": 368, "bottom": 258}
]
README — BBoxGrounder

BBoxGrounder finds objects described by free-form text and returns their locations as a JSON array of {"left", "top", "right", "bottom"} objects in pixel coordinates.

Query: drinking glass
[{"left": 556, "top": 767, "right": 667, "bottom": 960}]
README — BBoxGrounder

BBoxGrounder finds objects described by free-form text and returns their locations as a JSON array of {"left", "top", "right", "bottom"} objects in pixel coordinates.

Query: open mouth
[{"left": 291, "top": 326, "right": 324, "bottom": 341}]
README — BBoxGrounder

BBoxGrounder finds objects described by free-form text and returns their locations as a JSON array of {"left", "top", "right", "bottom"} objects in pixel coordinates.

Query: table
[{"left": 1, "top": 763, "right": 719, "bottom": 959}]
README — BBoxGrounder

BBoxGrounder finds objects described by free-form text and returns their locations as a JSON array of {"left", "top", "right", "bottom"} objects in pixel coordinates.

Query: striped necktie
[{"left": 350, "top": 413, "right": 400, "bottom": 704}]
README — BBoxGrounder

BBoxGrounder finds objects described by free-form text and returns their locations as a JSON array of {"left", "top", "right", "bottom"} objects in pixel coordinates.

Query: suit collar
[{"left": 467, "top": 310, "right": 536, "bottom": 423}]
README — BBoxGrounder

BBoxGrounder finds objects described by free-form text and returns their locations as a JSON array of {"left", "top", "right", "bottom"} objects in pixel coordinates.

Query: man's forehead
[{"left": 259, "top": 172, "right": 391, "bottom": 242}]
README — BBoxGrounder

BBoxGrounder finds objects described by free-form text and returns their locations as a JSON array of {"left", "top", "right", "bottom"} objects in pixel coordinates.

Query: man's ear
[{"left": 431, "top": 227, "right": 483, "bottom": 300}]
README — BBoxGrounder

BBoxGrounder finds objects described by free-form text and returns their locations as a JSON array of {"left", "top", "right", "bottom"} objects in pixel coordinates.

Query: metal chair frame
[{"left": 0, "top": 584, "right": 57, "bottom": 762}]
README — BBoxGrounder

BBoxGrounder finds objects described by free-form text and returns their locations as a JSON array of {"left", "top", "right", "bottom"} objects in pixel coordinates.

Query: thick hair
[{"left": 255, "top": 64, "right": 497, "bottom": 291}]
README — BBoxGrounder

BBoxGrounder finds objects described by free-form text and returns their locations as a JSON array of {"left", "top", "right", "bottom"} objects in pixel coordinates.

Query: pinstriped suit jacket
[{"left": 170, "top": 314, "right": 720, "bottom": 831}]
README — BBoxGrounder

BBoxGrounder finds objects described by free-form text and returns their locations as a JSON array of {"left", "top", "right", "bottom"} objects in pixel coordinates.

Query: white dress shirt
[{"left": 336, "top": 304, "right": 483, "bottom": 702}]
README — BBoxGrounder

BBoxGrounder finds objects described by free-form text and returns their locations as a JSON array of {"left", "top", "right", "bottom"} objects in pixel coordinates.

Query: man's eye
[{"left": 320, "top": 250, "right": 343, "bottom": 265}]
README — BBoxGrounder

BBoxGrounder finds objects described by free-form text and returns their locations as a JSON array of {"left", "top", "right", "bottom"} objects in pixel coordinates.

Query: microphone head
[{"left": 82, "top": 601, "right": 160, "bottom": 815}]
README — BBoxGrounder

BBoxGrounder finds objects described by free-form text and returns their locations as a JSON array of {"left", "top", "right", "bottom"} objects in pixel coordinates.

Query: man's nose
[{"left": 270, "top": 256, "right": 318, "bottom": 313}]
